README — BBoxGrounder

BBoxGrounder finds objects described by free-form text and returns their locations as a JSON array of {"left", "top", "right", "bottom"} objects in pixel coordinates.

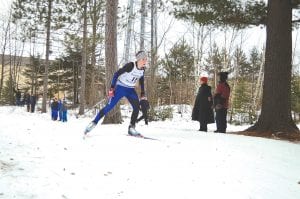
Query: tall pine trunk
[
  {"left": 89, "top": 0, "right": 98, "bottom": 107},
  {"left": 248, "top": 0, "right": 299, "bottom": 134},
  {"left": 102, "top": 0, "right": 122, "bottom": 124},
  {"left": 79, "top": 0, "right": 88, "bottom": 115},
  {"left": 124, "top": 0, "right": 134, "bottom": 63},
  {"left": 140, "top": 0, "right": 147, "bottom": 51},
  {"left": 0, "top": 19, "right": 10, "bottom": 99},
  {"left": 41, "top": 0, "right": 52, "bottom": 113},
  {"left": 148, "top": 0, "right": 158, "bottom": 105}
]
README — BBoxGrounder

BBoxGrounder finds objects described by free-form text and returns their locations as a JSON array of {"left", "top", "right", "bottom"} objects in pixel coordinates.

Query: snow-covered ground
[{"left": 0, "top": 105, "right": 300, "bottom": 199}]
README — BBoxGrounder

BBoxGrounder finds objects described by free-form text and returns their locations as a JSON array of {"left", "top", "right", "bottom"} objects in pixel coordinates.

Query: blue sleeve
[{"left": 110, "top": 62, "right": 134, "bottom": 88}]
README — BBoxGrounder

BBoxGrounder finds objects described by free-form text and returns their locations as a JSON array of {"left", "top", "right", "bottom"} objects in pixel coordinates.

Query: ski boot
[
  {"left": 128, "top": 124, "right": 141, "bottom": 137},
  {"left": 84, "top": 121, "right": 97, "bottom": 135}
]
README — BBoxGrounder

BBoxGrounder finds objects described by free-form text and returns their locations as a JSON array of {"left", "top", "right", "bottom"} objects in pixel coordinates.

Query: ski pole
[{"left": 76, "top": 98, "right": 107, "bottom": 118}]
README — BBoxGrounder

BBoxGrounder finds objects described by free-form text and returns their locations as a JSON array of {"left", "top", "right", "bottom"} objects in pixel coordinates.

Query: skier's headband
[{"left": 136, "top": 51, "right": 147, "bottom": 61}]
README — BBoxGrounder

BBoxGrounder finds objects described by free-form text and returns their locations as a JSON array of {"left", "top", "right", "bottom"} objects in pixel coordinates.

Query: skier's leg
[
  {"left": 126, "top": 90, "right": 140, "bottom": 127},
  {"left": 136, "top": 115, "right": 144, "bottom": 123},
  {"left": 85, "top": 87, "right": 125, "bottom": 134},
  {"left": 92, "top": 86, "right": 124, "bottom": 124},
  {"left": 141, "top": 108, "right": 148, "bottom": 125}
]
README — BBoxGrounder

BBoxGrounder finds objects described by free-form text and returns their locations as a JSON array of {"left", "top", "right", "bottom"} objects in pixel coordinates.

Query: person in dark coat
[
  {"left": 136, "top": 96, "right": 150, "bottom": 125},
  {"left": 13, "top": 88, "right": 22, "bottom": 106},
  {"left": 213, "top": 72, "right": 230, "bottom": 133},
  {"left": 21, "top": 92, "right": 27, "bottom": 106},
  {"left": 30, "top": 95, "right": 37, "bottom": 113},
  {"left": 192, "top": 76, "right": 214, "bottom": 132},
  {"left": 24, "top": 92, "right": 31, "bottom": 112}
]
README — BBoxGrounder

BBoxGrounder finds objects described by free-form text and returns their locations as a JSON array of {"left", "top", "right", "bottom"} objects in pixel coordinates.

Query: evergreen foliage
[
  {"left": 291, "top": 74, "right": 300, "bottom": 121},
  {"left": 12, "top": 0, "right": 70, "bottom": 31},
  {"left": 22, "top": 55, "right": 44, "bottom": 95},
  {"left": 1, "top": 80, "right": 15, "bottom": 105},
  {"left": 148, "top": 106, "right": 173, "bottom": 121},
  {"left": 171, "top": 0, "right": 267, "bottom": 28},
  {"left": 231, "top": 78, "right": 254, "bottom": 124},
  {"left": 159, "top": 39, "right": 195, "bottom": 105}
]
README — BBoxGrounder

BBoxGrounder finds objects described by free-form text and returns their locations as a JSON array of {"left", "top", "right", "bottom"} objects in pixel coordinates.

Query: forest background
[{"left": 0, "top": 0, "right": 299, "bottom": 137}]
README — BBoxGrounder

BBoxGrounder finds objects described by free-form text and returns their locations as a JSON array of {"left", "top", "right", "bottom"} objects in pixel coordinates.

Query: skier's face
[{"left": 138, "top": 57, "right": 148, "bottom": 69}]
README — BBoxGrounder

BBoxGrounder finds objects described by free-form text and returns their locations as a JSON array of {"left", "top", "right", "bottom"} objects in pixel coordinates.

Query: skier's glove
[
  {"left": 141, "top": 91, "right": 145, "bottom": 98},
  {"left": 108, "top": 88, "right": 115, "bottom": 97}
]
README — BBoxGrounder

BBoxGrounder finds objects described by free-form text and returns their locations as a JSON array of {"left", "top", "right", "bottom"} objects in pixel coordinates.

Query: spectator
[
  {"left": 192, "top": 76, "right": 214, "bottom": 132},
  {"left": 13, "top": 88, "right": 22, "bottom": 106},
  {"left": 30, "top": 95, "right": 37, "bottom": 113},
  {"left": 61, "top": 99, "right": 68, "bottom": 122},
  {"left": 213, "top": 72, "right": 230, "bottom": 133},
  {"left": 58, "top": 99, "right": 63, "bottom": 121},
  {"left": 51, "top": 98, "right": 59, "bottom": 120},
  {"left": 24, "top": 92, "right": 31, "bottom": 112}
]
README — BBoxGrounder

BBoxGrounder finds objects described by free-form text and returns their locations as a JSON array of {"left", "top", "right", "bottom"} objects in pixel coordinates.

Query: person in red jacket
[{"left": 213, "top": 72, "right": 230, "bottom": 133}]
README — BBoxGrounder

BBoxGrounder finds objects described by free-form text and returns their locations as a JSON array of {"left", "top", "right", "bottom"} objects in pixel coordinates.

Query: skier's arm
[{"left": 110, "top": 62, "right": 134, "bottom": 88}]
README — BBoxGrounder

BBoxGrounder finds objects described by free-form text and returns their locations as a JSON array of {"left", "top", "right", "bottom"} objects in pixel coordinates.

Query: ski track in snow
[{"left": 0, "top": 106, "right": 300, "bottom": 199}]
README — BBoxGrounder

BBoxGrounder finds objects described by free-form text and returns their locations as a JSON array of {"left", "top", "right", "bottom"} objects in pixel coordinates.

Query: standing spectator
[
  {"left": 24, "top": 92, "right": 31, "bottom": 112},
  {"left": 30, "top": 95, "right": 37, "bottom": 113},
  {"left": 51, "top": 98, "right": 59, "bottom": 120},
  {"left": 213, "top": 72, "right": 230, "bottom": 133},
  {"left": 58, "top": 99, "right": 63, "bottom": 121},
  {"left": 13, "top": 88, "right": 22, "bottom": 106},
  {"left": 192, "top": 76, "right": 214, "bottom": 132},
  {"left": 61, "top": 99, "right": 68, "bottom": 122},
  {"left": 136, "top": 96, "right": 150, "bottom": 125},
  {"left": 21, "top": 92, "right": 27, "bottom": 106}
]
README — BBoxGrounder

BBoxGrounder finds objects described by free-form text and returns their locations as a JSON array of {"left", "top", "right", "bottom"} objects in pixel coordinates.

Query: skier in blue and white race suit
[{"left": 85, "top": 51, "right": 148, "bottom": 135}]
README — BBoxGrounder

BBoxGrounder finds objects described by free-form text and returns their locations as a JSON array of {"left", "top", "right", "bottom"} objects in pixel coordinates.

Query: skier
[
  {"left": 85, "top": 51, "right": 148, "bottom": 136},
  {"left": 136, "top": 96, "right": 150, "bottom": 125}
]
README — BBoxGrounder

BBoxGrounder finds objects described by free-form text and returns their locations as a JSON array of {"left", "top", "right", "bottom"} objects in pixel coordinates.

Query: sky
[
  {"left": 0, "top": 105, "right": 300, "bottom": 199},
  {"left": 0, "top": 0, "right": 11, "bottom": 15}
]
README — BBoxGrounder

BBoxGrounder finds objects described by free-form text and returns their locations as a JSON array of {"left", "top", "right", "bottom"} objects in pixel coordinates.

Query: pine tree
[
  {"left": 22, "top": 55, "right": 44, "bottom": 96},
  {"left": 291, "top": 73, "right": 300, "bottom": 122},
  {"left": 172, "top": 0, "right": 300, "bottom": 135},
  {"left": 102, "top": 0, "right": 122, "bottom": 124},
  {"left": 12, "top": 0, "right": 70, "bottom": 113}
]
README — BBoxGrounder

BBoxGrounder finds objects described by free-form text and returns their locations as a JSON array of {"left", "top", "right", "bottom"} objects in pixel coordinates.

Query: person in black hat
[{"left": 213, "top": 72, "right": 230, "bottom": 133}]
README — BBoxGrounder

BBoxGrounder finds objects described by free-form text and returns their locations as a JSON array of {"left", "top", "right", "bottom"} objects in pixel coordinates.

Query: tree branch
[{"left": 292, "top": 19, "right": 300, "bottom": 23}]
